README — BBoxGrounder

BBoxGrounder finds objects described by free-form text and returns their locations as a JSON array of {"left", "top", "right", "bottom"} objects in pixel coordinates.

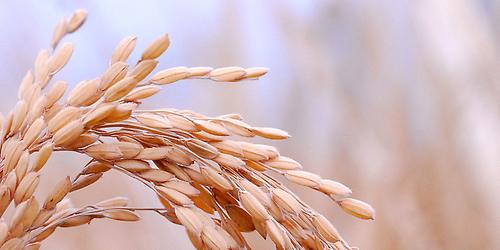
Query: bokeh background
[{"left": 1, "top": 0, "right": 499, "bottom": 249}]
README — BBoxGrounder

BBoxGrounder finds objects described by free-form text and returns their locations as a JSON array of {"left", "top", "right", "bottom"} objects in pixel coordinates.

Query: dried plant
[{"left": 0, "top": 9, "right": 374, "bottom": 250}]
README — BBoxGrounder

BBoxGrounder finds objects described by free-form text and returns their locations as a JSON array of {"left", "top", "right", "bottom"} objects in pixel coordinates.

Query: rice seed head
[
  {"left": 66, "top": 79, "right": 101, "bottom": 106},
  {"left": 135, "top": 113, "right": 172, "bottom": 129},
  {"left": 209, "top": 67, "right": 246, "bottom": 82},
  {"left": 285, "top": 170, "right": 322, "bottom": 189},
  {"left": 104, "top": 76, "right": 138, "bottom": 102},
  {"left": 81, "top": 161, "right": 112, "bottom": 175},
  {"left": 129, "top": 59, "right": 158, "bottom": 82},
  {"left": 0, "top": 9, "right": 374, "bottom": 249},
  {"left": 201, "top": 226, "right": 228, "bottom": 250},
  {"left": 141, "top": 33, "right": 170, "bottom": 61},
  {"left": 156, "top": 186, "right": 193, "bottom": 206},
  {"left": 47, "top": 106, "right": 81, "bottom": 133},
  {"left": 151, "top": 67, "right": 189, "bottom": 85},
  {"left": 32, "top": 143, "right": 53, "bottom": 172},
  {"left": 225, "top": 205, "right": 255, "bottom": 232},
  {"left": 70, "top": 173, "right": 103, "bottom": 192},
  {"left": 174, "top": 206, "right": 203, "bottom": 235},
  {"left": 52, "top": 119, "right": 84, "bottom": 146},
  {"left": 265, "top": 156, "right": 302, "bottom": 170},
  {"left": 239, "top": 191, "right": 270, "bottom": 221},
  {"left": 14, "top": 172, "right": 39, "bottom": 204},
  {"left": 311, "top": 213, "right": 340, "bottom": 243},
  {"left": 161, "top": 180, "right": 200, "bottom": 197},
  {"left": 318, "top": 179, "right": 352, "bottom": 197},
  {"left": 66, "top": 9, "right": 87, "bottom": 33},
  {"left": 51, "top": 19, "right": 67, "bottom": 48},
  {"left": 43, "top": 177, "right": 72, "bottom": 209},
  {"left": 100, "top": 62, "right": 128, "bottom": 90},
  {"left": 338, "top": 198, "right": 375, "bottom": 220},
  {"left": 244, "top": 67, "right": 269, "bottom": 79},
  {"left": 270, "top": 188, "right": 302, "bottom": 214},
  {"left": 48, "top": 42, "right": 73, "bottom": 75},
  {"left": 187, "top": 67, "right": 213, "bottom": 77},
  {"left": 111, "top": 36, "right": 137, "bottom": 64},
  {"left": 96, "top": 197, "right": 129, "bottom": 208},
  {"left": 84, "top": 143, "right": 123, "bottom": 160},
  {"left": 252, "top": 127, "right": 291, "bottom": 140},
  {"left": 103, "top": 209, "right": 140, "bottom": 221},
  {"left": 124, "top": 85, "right": 160, "bottom": 102}
]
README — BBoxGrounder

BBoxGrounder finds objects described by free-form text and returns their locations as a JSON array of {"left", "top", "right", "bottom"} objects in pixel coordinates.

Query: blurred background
[{"left": 1, "top": 0, "right": 499, "bottom": 249}]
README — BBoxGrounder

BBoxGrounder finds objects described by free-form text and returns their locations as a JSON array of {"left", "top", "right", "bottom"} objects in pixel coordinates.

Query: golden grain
[{"left": 0, "top": 9, "right": 373, "bottom": 249}]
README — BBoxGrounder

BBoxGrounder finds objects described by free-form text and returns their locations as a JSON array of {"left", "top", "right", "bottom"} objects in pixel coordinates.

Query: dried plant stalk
[{"left": 0, "top": 9, "right": 374, "bottom": 250}]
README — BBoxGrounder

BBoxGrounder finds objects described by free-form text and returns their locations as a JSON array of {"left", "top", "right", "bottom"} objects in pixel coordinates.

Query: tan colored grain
[
  {"left": 84, "top": 143, "right": 123, "bottom": 160},
  {"left": 201, "top": 167, "right": 233, "bottom": 191},
  {"left": 14, "top": 172, "right": 39, "bottom": 204},
  {"left": 271, "top": 188, "right": 302, "bottom": 214},
  {"left": 66, "top": 79, "right": 101, "bottom": 106},
  {"left": 174, "top": 206, "right": 203, "bottom": 235},
  {"left": 32, "top": 143, "right": 53, "bottom": 172},
  {"left": 81, "top": 161, "right": 112, "bottom": 175},
  {"left": 265, "top": 156, "right": 302, "bottom": 170},
  {"left": 213, "top": 153, "right": 245, "bottom": 170},
  {"left": 96, "top": 197, "right": 129, "bottom": 208},
  {"left": 115, "top": 159, "right": 151, "bottom": 172},
  {"left": 104, "top": 76, "right": 138, "bottom": 102},
  {"left": 47, "top": 106, "right": 81, "bottom": 133},
  {"left": 100, "top": 62, "right": 128, "bottom": 90},
  {"left": 53, "top": 119, "right": 84, "bottom": 146},
  {"left": 48, "top": 43, "right": 73, "bottom": 75},
  {"left": 187, "top": 67, "right": 213, "bottom": 77},
  {"left": 209, "top": 67, "right": 246, "bottom": 82},
  {"left": 70, "top": 173, "right": 103, "bottom": 192},
  {"left": 111, "top": 36, "right": 137, "bottom": 64},
  {"left": 161, "top": 180, "right": 200, "bottom": 197},
  {"left": 239, "top": 191, "right": 270, "bottom": 221},
  {"left": 186, "top": 139, "right": 219, "bottom": 159},
  {"left": 158, "top": 161, "right": 191, "bottom": 182},
  {"left": 318, "top": 179, "right": 352, "bottom": 197},
  {"left": 201, "top": 226, "right": 228, "bottom": 250},
  {"left": 151, "top": 67, "right": 189, "bottom": 85},
  {"left": 43, "top": 177, "right": 72, "bottom": 209},
  {"left": 51, "top": 19, "right": 67, "bottom": 48},
  {"left": 225, "top": 205, "right": 255, "bottom": 232},
  {"left": 34, "top": 50, "right": 50, "bottom": 83},
  {"left": 156, "top": 186, "right": 193, "bottom": 206},
  {"left": 66, "top": 9, "right": 87, "bottom": 33},
  {"left": 338, "top": 198, "right": 375, "bottom": 220},
  {"left": 167, "top": 114, "right": 199, "bottom": 131},
  {"left": 135, "top": 113, "right": 172, "bottom": 129},
  {"left": 22, "top": 118, "right": 45, "bottom": 147},
  {"left": 138, "top": 169, "right": 174, "bottom": 183},
  {"left": 0, "top": 10, "right": 373, "bottom": 249},
  {"left": 252, "top": 127, "right": 291, "bottom": 140},
  {"left": 103, "top": 209, "right": 140, "bottom": 221},
  {"left": 10, "top": 101, "right": 27, "bottom": 135},
  {"left": 141, "top": 34, "right": 170, "bottom": 61},
  {"left": 285, "top": 170, "right": 322, "bottom": 189},
  {"left": 124, "top": 85, "right": 161, "bottom": 102},
  {"left": 266, "top": 220, "right": 286, "bottom": 249},
  {"left": 219, "top": 118, "right": 254, "bottom": 137},
  {"left": 14, "top": 151, "right": 29, "bottom": 181},
  {"left": 243, "top": 67, "right": 269, "bottom": 79},
  {"left": 311, "top": 213, "right": 340, "bottom": 243},
  {"left": 83, "top": 103, "right": 116, "bottom": 127},
  {"left": 194, "top": 120, "right": 229, "bottom": 136},
  {"left": 129, "top": 59, "right": 158, "bottom": 82}
]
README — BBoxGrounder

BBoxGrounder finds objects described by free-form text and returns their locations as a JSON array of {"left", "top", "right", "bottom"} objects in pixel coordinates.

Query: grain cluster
[{"left": 0, "top": 9, "right": 374, "bottom": 250}]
